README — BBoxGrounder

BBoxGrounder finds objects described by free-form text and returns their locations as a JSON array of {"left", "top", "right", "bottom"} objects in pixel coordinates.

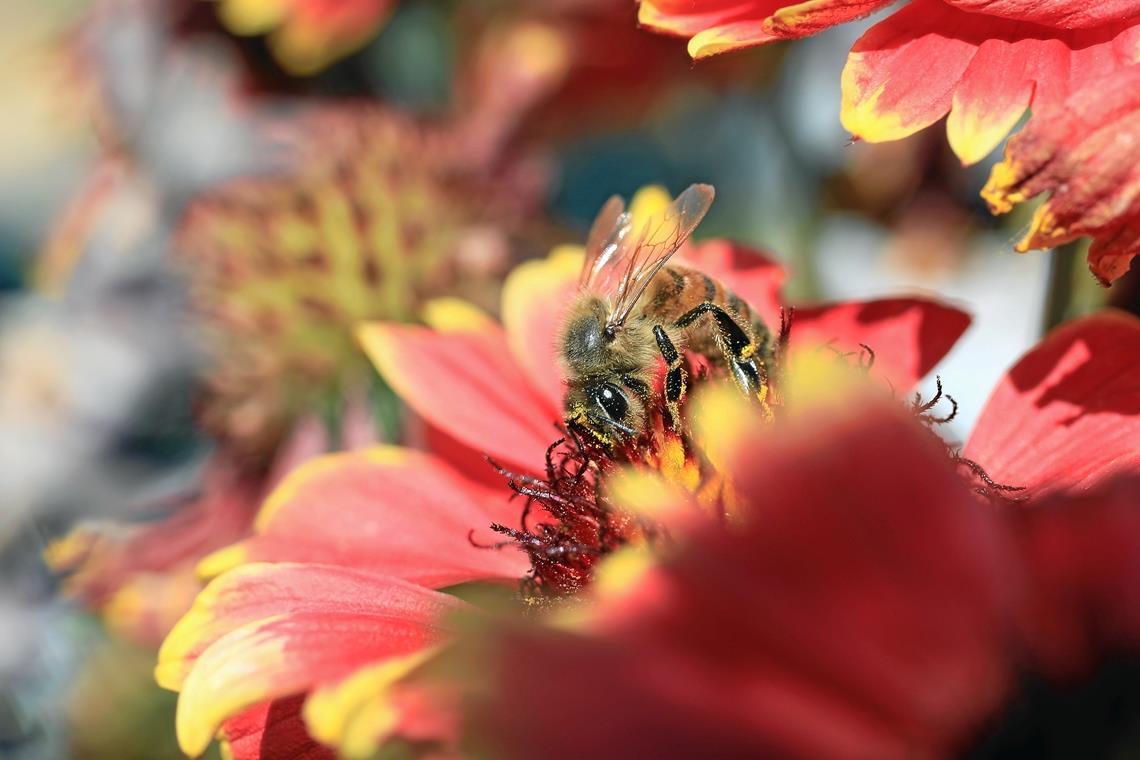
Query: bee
[{"left": 559, "top": 184, "right": 771, "bottom": 444}]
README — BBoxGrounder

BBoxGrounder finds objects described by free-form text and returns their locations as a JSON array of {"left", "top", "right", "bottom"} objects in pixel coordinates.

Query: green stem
[{"left": 1041, "top": 241, "right": 1082, "bottom": 333}]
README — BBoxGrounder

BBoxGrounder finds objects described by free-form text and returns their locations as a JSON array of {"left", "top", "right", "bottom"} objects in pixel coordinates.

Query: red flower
[
  {"left": 982, "top": 64, "right": 1140, "bottom": 285},
  {"left": 158, "top": 188, "right": 971, "bottom": 758},
  {"left": 476, "top": 312, "right": 1140, "bottom": 759}
]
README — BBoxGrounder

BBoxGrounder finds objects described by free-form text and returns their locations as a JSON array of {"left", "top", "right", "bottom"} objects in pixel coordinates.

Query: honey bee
[{"left": 560, "top": 184, "right": 771, "bottom": 444}]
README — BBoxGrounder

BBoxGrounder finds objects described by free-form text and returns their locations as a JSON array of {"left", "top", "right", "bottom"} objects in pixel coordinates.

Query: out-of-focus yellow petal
[
  {"left": 628, "top": 185, "right": 672, "bottom": 224},
  {"left": 592, "top": 547, "right": 657, "bottom": 601},
  {"left": 606, "top": 469, "right": 690, "bottom": 523},
  {"left": 304, "top": 648, "right": 439, "bottom": 759},
  {"left": 421, "top": 298, "right": 496, "bottom": 334},
  {"left": 218, "top": 0, "right": 289, "bottom": 36},
  {"left": 780, "top": 344, "right": 867, "bottom": 414},
  {"left": 690, "top": 383, "right": 755, "bottom": 475},
  {"left": 196, "top": 542, "right": 250, "bottom": 581},
  {"left": 501, "top": 245, "right": 581, "bottom": 408}
]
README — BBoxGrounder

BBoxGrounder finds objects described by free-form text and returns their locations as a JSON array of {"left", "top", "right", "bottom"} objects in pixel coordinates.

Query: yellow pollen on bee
[
  {"left": 756, "top": 382, "right": 775, "bottom": 423},
  {"left": 739, "top": 343, "right": 756, "bottom": 360}
]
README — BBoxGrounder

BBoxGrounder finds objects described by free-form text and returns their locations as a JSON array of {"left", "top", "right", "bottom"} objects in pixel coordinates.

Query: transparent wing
[
  {"left": 604, "top": 184, "right": 715, "bottom": 329},
  {"left": 580, "top": 194, "right": 631, "bottom": 289}
]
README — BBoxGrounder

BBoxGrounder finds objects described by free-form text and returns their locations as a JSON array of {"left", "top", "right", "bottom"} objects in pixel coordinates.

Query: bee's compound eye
[{"left": 593, "top": 383, "right": 628, "bottom": 421}]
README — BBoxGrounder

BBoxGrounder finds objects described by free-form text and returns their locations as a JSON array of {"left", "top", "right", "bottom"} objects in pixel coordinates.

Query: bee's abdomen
[
  {"left": 647, "top": 265, "right": 753, "bottom": 324},
  {"left": 646, "top": 265, "right": 771, "bottom": 361}
]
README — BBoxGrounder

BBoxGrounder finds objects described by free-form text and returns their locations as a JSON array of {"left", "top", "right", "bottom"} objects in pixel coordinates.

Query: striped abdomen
[{"left": 643, "top": 265, "right": 769, "bottom": 354}]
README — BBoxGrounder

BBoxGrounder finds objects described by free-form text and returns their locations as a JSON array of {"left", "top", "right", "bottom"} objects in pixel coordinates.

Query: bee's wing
[
  {"left": 605, "top": 183, "right": 715, "bottom": 330},
  {"left": 580, "top": 194, "right": 632, "bottom": 289}
]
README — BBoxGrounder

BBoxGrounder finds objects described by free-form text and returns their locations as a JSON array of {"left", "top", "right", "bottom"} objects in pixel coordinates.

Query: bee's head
[{"left": 564, "top": 378, "right": 646, "bottom": 445}]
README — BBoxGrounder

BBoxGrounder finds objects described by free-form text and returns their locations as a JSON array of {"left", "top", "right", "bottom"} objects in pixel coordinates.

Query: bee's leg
[
  {"left": 652, "top": 325, "right": 686, "bottom": 429},
  {"left": 675, "top": 302, "right": 770, "bottom": 407}
]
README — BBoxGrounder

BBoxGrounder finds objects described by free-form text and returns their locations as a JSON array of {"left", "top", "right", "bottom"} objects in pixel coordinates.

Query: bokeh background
[{"left": 0, "top": 1, "right": 1122, "bottom": 757}]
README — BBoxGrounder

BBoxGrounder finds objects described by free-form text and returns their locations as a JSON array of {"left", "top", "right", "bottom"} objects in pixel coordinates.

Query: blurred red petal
[
  {"left": 201, "top": 447, "right": 528, "bottom": 587},
  {"left": 791, "top": 297, "right": 971, "bottom": 390},
  {"left": 359, "top": 322, "right": 559, "bottom": 473},
  {"left": 1015, "top": 477, "right": 1140, "bottom": 679},
  {"left": 964, "top": 311, "right": 1140, "bottom": 496},
  {"left": 46, "top": 457, "right": 259, "bottom": 645},
  {"left": 678, "top": 240, "right": 786, "bottom": 326},
  {"left": 486, "top": 401, "right": 1018, "bottom": 757},
  {"left": 222, "top": 696, "right": 334, "bottom": 760},
  {"left": 637, "top": 0, "right": 772, "bottom": 37}
]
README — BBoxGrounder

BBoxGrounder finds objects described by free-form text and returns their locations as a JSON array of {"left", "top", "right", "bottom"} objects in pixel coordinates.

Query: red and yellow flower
[
  {"left": 474, "top": 311, "right": 1140, "bottom": 759},
  {"left": 641, "top": 0, "right": 1140, "bottom": 165},
  {"left": 639, "top": 1, "right": 1140, "bottom": 282},
  {"left": 982, "top": 64, "right": 1140, "bottom": 285},
  {"left": 156, "top": 186, "right": 973, "bottom": 758}
]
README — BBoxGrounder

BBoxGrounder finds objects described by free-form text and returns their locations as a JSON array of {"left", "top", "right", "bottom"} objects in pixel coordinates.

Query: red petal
[
  {"left": 202, "top": 447, "right": 528, "bottom": 587},
  {"left": 485, "top": 401, "right": 1017, "bottom": 757},
  {"left": 964, "top": 311, "right": 1140, "bottom": 496},
  {"left": 791, "top": 297, "right": 971, "bottom": 390},
  {"left": 983, "top": 64, "right": 1140, "bottom": 283},
  {"left": 843, "top": 1, "right": 1140, "bottom": 164},
  {"left": 944, "top": 0, "right": 1140, "bottom": 29},
  {"left": 1014, "top": 477, "right": 1140, "bottom": 680},
  {"left": 359, "top": 322, "right": 559, "bottom": 473},
  {"left": 842, "top": 0, "right": 978, "bottom": 145},
  {"left": 763, "top": 0, "right": 895, "bottom": 38},
  {"left": 946, "top": 36, "right": 1035, "bottom": 165},
  {"left": 222, "top": 696, "right": 334, "bottom": 760},
  {"left": 159, "top": 563, "right": 461, "bottom": 755},
  {"left": 678, "top": 240, "right": 786, "bottom": 327},
  {"left": 500, "top": 249, "right": 580, "bottom": 412}
]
